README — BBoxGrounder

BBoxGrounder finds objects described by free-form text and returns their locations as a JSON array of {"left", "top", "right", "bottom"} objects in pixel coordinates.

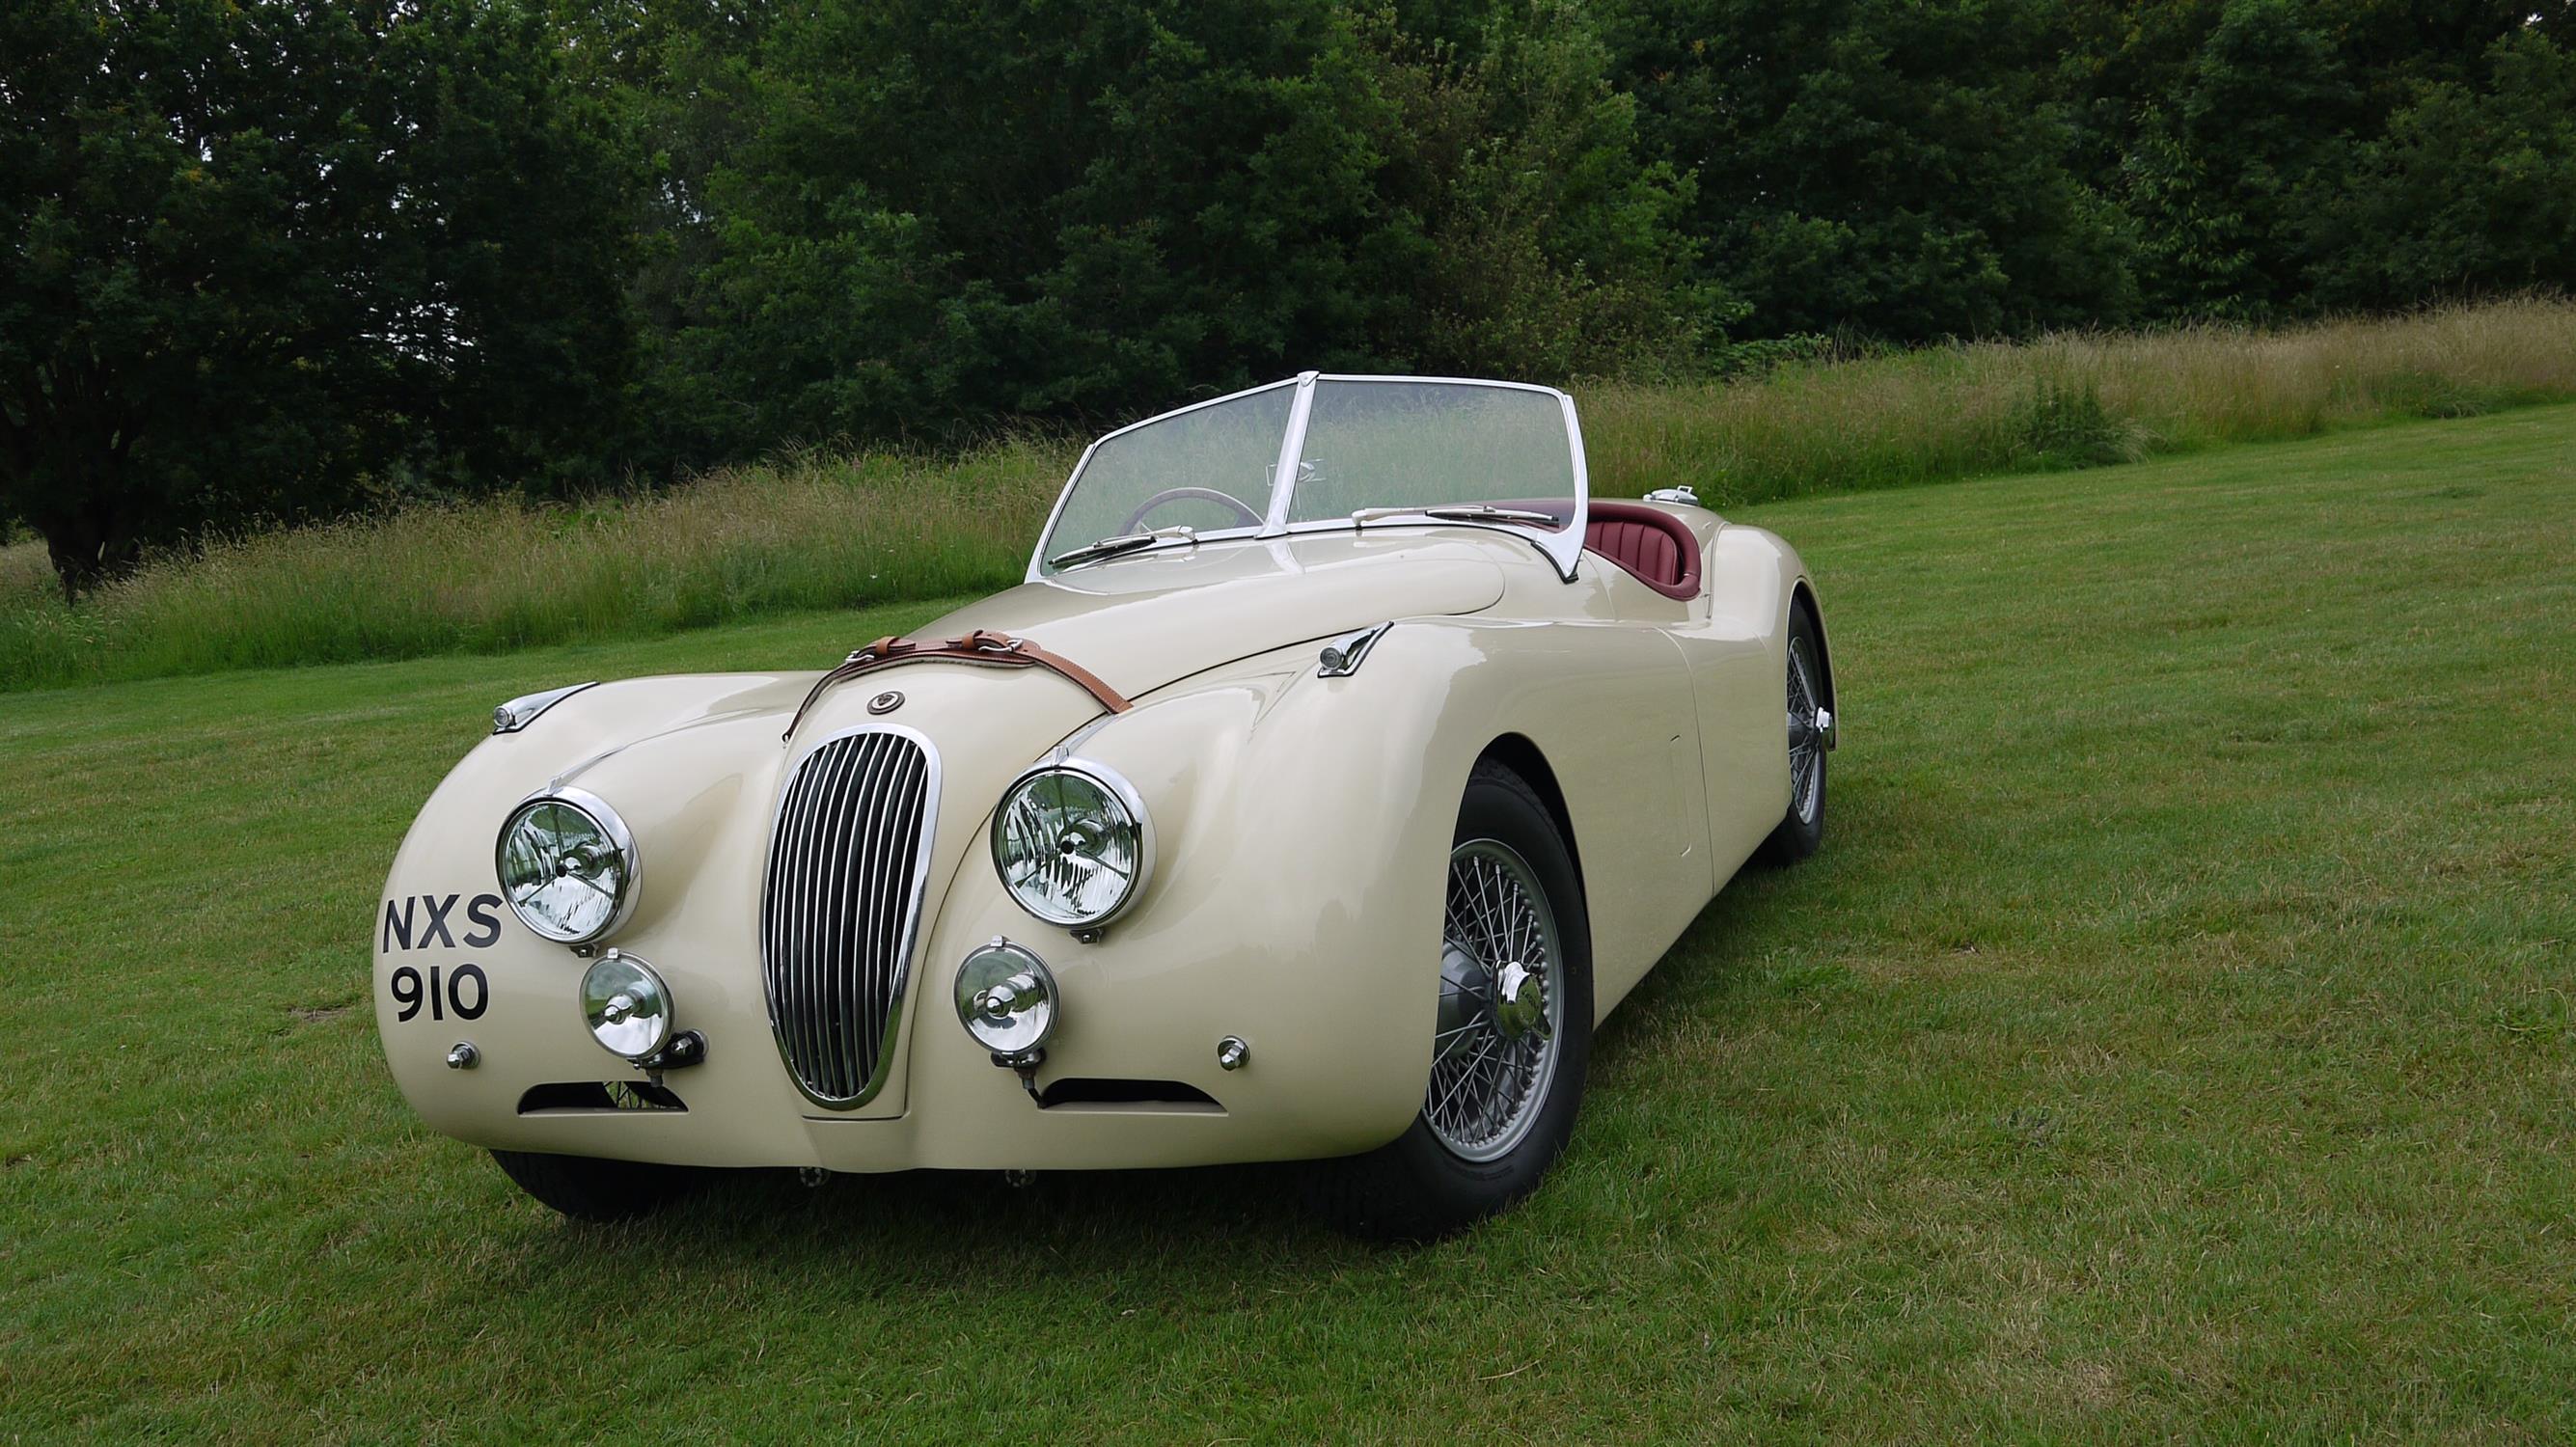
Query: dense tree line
[{"left": 5, "top": 0, "right": 2571, "bottom": 596}]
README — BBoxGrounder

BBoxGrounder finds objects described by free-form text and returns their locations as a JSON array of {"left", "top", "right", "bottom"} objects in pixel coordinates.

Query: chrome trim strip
[
  {"left": 758, "top": 724, "right": 941, "bottom": 1109},
  {"left": 1259, "top": 370, "right": 1321, "bottom": 537}
]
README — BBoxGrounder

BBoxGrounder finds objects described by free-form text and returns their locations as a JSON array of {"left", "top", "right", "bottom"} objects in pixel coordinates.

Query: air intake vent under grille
[{"left": 761, "top": 727, "right": 938, "bottom": 1106}]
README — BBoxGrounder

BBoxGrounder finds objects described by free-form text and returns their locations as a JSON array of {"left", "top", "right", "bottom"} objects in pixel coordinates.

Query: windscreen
[
  {"left": 1284, "top": 380, "right": 1577, "bottom": 529},
  {"left": 1038, "top": 382, "right": 1294, "bottom": 571}
]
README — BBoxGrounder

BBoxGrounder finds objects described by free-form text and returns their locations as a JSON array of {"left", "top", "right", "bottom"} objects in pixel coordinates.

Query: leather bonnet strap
[{"left": 782, "top": 630, "right": 1132, "bottom": 743}]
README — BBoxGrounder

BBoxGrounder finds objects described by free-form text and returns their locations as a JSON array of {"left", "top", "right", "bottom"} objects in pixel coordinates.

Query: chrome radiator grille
[{"left": 761, "top": 727, "right": 938, "bottom": 1106}]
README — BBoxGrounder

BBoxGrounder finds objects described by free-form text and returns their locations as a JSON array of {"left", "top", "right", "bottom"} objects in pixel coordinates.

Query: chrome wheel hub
[
  {"left": 1426, "top": 838, "right": 1565, "bottom": 1162},
  {"left": 1494, "top": 961, "right": 1548, "bottom": 1041}
]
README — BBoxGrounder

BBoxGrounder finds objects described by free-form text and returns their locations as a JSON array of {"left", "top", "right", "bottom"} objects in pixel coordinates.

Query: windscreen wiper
[
  {"left": 1350, "top": 504, "right": 1562, "bottom": 526},
  {"left": 1046, "top": 526, "right": 1196, "bottom": 570}
]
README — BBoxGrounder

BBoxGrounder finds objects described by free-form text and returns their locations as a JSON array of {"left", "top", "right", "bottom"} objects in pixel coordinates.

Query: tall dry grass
[
  {"left": 1581, "top": 295, "right": 2576, "bottom": 504},
  {"left": 0, "top": 441, "right": 1072, "bottom": 690},
  {"left": 6, "top": 297, "right": 2572, "bottom": 691}
]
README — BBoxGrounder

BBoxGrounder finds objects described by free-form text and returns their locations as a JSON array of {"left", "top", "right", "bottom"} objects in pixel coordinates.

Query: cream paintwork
[{"left": 374, "top": 513, "right": 1829, "bottom": 1173}]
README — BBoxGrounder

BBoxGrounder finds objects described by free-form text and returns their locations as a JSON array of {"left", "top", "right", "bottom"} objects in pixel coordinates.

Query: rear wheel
[
  {"left": 489, "top": 1149, "right": 703, "bottom": 1222},
  {"left": 1757, "top": 605, "right": 1829, "bottom": 865},
  {"left": 1308, "top": 760, "right": 1593, "bottom": 1241}
]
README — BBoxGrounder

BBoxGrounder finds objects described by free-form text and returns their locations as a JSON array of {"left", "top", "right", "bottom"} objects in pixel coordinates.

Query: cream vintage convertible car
[{"left": 374, "top": 373, "right": 1836, "bottom": 1238}]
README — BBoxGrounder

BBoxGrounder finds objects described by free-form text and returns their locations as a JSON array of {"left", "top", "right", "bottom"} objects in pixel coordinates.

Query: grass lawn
[{"left": 3, "top": 405, "right": 2572, "bottom": 1441}]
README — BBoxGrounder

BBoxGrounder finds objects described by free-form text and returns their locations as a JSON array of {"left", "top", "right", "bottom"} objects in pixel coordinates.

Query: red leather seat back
[{"left": 1584, "top": 502, "right": 1703, "bottom": 600}]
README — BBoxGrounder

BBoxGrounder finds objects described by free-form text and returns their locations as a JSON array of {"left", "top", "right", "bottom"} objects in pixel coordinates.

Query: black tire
[
  {"left": 488, "top": 1148, "right": 703, "bottom": 1222},
  {"left": 1756, "top": 603, "right": 1828, "bottom": 866},
  {"left": 1307, "top": 759, "right": 1593, "bottom": 1242}
]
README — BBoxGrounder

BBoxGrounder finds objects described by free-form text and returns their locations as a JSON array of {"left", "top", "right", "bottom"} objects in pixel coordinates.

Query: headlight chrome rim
[
  {"left": 580, "top": 948, "right": 674, "bottom": 1061},
  {"left": 495, "top": 786, "right": 641, "bottom": 944},
  {"left": 990, "top": 759, "right": 1154, "bottom": 930}
]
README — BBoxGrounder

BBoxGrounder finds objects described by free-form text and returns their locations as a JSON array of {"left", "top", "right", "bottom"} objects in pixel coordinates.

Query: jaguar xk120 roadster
[{"left": 374, "top": 372, "right": 1836, "bottom": 1237}]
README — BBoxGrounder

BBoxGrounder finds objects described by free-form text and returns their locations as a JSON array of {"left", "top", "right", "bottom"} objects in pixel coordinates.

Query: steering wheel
[{"left": 1120, "top": 486, "right": 1263, "bottom": 533}]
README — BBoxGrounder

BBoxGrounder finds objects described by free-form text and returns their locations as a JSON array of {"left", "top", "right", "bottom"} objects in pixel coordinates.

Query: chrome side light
[
  {"left": 1316, "top": 621, "right": 1391, "bottom": 678},
  {"left": 492, "top": 682, "right": 597, "bottom": 734},
  {"left": 954, "top": 940, "right": 1058, "bottom": 1058},
  {"left": 497, "top": 788, "right": 640, "bottom": 944}
]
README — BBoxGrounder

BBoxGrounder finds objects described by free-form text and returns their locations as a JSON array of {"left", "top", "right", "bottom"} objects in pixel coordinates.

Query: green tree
[
  {"left": 1357, "top": 4, "right": 1725, "bottom": 377},
  {"left": 2058, "top": 0, "right": 2575, "bottom": 319},
  {"left": 0, "top": 0, "right": 637, "bottom": 599},
  {"left": 2302, "top": 30, "right": 2576, "bottom": 308},
  {"left": 625, "top": 0, "right": 1712, "bottom": 461},
  {"left": 1599, "top": 0, "right": 2134, "bottom": 341}
]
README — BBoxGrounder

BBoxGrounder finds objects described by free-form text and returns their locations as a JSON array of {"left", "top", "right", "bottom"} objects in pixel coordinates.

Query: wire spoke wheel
[
  {"left": 1787, "top": 634, "right": 1824, "bottom": 826},
  {"left": 1425, "top": 838, "right": 1565, "bottom": 1162}
]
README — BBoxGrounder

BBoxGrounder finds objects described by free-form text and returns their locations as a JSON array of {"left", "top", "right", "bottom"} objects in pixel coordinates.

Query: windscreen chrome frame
[{"left": 1027, "top": 372, "right": 1589, "bottom": 583}]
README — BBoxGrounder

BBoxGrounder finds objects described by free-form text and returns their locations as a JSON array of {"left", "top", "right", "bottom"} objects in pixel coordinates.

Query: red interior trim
[{"left": 1583, "top": 502, "right": 1703, "bottom": 600}]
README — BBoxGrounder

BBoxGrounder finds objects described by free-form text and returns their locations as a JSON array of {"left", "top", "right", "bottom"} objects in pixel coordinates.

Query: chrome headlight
[
  {"left": 496, "top": 788, "right": 639, "bottom": 943},
  {"left": 990, "top": 760, "right": 1152, "bottom": 928}
]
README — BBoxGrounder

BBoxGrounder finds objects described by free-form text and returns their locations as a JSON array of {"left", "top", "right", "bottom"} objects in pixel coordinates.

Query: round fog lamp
[
  {"left": 582, "top": 949, "right": 673, "bottom": 1060},
  {"left": 954, "top": 941, "right": 1057, "bottom": 1055}
]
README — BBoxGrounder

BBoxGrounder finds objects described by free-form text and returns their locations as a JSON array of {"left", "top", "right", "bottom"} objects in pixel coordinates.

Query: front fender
[{"left": 891, "top": 614, "right": 1713, "bottom": 1165}]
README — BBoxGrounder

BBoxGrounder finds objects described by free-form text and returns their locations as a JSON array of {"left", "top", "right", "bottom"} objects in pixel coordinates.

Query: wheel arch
[
  {"left": 1790, "top": 579, "right": 1836, "bottom": 713},
  {"left": 1476, "top": 732, "right": 1584, "bottom": 911}
]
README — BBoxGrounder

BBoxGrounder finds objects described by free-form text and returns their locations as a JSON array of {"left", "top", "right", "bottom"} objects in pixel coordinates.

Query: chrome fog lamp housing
[
  {"left": 990, "top": 760, "right": 1152, "bottom": 929},
  {"left": 496, "top": 788, "right": 640, "bottom": 944},
  {"left": 581, "top": 949, "right": 673, "bottom": 1060},
  {"left": 954, "top": 940, "right": 1058, "bottom": 1057}
]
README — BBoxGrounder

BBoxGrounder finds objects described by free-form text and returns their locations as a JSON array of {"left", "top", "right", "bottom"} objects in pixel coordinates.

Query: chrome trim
[
  {"left": 1216, "top": 1036, "right": 1250, "bottom": 1071},
  {"left": 1316, "top": 622, "right": 1392, "bottom": 678},
  {"left": 989, "top": 757, "right": 1156, "bottom": 933},
  {"left": 1642, "top": 485, "right": 1699, "bottom": 506},
  {"left": 758, "top": 724, "right": 942, "bottom": 1109},
  {"left": 491, "top": 681, "right": 597, "bottom": 734},
  {"left": 1259, "top": 370, "right": 1321, "bottom": 536},
  {"left": 494, "top": 786, "right": 641, "bottom": 944}
]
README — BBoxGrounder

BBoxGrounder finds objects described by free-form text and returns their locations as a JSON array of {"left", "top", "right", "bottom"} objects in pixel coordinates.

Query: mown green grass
[
  {"left": 8, "top": 297, "right": 2575, "bottom": 694},
  {"left": 4, "top": 407, "right": 2572, "bottom": 1440}
]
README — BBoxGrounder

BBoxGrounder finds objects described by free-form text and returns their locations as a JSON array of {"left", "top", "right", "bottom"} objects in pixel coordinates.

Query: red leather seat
[{"left": 1584, "top": 502, "right": 1702, "bottom": 600}]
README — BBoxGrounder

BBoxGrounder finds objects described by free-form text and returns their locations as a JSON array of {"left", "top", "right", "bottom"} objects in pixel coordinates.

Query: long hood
[
  {"left": 916, "top": 532, "right": 1508, "bottom": 702},
  {"left": 457, "top": 534, "right": 1510, "bottom": 926}
]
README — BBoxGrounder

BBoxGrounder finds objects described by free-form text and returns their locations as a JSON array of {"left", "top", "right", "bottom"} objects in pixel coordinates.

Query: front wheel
[
  {"left": 1308, "top": 760, "right": 1593, "bottom": 1241},
  {"left": 1756, "top": 605, "right": 1829, "bottom": 865}
]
